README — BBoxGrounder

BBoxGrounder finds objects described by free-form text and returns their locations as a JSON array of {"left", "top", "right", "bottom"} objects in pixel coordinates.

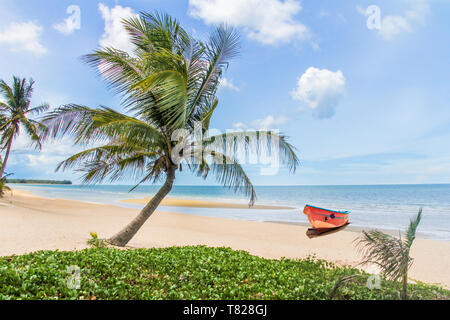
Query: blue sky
[{"left": 1, "top": 0, "right": 449, "bottom": 186}]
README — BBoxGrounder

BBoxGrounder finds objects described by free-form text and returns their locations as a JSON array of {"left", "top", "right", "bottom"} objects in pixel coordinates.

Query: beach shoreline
[
  {"left": 121, "top": 197, "right": 295, "bottom": 210},
  {"left": 1, "top": 189, "right": 449, "bottom": 289}
]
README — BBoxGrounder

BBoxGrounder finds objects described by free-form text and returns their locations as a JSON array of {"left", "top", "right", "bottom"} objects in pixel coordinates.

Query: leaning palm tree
[
  {"left": 43, "top": 12, "right": 299, "bottom": 247},
  {"left": 0, "top": 77, "right": 49, "bottom": 177},
  {"left": 355, "top": 208, "right": 423, "bottom": 299}
]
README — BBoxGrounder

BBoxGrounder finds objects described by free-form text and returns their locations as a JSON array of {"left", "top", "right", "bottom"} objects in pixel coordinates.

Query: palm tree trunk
[
  {"left": 107, "top": 166, "right": 177, "bottom": 247},
  {"left": 0, "top": 134, "right": 14, "bottom": 178},
  {"left": 401, "top": 273, "right": 408, "bottom": 300}
]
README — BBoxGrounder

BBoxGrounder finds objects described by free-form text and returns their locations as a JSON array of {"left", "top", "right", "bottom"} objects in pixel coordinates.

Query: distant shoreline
[
  {"left": 6, "top": 180, "right": 72, "bottom": 185},
  {"left": 7, "top": 183, "right": 72, "bottom": 186}
]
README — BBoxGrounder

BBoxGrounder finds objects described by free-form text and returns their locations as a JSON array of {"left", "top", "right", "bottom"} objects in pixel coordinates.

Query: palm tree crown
[
  {"left": 0, "top": 76, "right": 49, "bottom": 177},
  {"left": 43, "top": 12, "right": 299, "bottom": 246}
]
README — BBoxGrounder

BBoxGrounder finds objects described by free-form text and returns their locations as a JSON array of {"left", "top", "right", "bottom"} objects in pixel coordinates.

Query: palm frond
[
  {"left": 205, "top": 130, "right": 299, "bottom": 172},
  {"left": 57, "top": 142, "right": 163, "bottom": 184},
  {"left": 0, "top": 79, "right": 15, "bottom": 107},
  {"left": 354, "top": 209, "right": 423, "bottom": 283},
  {"left": 405, "top": 208, "right": 422, "bottom": 248},
  {"left": 20, "top": 118, "right": 43, "bottom": 150},
  {"left": 26, "top": 103, "right": 50, "bottom": 115},
  {"left": 83, "top": 48, "right": 141, "bottom": 96},
  {"left": 185, "top": 149, "right": 256, "bottom": 206},
  {"left": 355, "top": 230, "right": 409, "bottom": 281},
  {"left": 187, "top": 26, "right": 240, "bottom": 124},
  {"left": 41, "top": 104, "right": 98, "bottom": 143},
  {"left": 132, "top": 69, "right": 188, "bottom": 130}
]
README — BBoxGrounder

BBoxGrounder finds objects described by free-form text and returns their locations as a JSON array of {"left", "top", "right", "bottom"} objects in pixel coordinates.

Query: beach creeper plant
[
  {"left": 354, "top": 208, "right": 423, "bottom": 300},
  {"left": 0, "top": 77, "right": 49, "bottom": 178},
  {"left": 42, "top": 12, "right": 299, "bottom": 247}
]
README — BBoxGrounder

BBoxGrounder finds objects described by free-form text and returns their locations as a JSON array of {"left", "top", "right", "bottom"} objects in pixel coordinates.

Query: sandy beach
[
  {"left": 122, "top": 197, "right": 294, "bottom": 209},
  {"left": 1, "top": 190, "right": 449, "bottom": 289}
]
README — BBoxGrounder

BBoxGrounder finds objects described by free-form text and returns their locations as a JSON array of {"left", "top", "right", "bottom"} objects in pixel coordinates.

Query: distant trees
[{"left": 5, "top": 179, "right": 72, "bottom": 185}]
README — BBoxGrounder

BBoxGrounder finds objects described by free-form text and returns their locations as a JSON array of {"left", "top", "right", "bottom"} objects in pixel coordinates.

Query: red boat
[{"left": 303, "top": 204, "right": 350, "bottom": 237}]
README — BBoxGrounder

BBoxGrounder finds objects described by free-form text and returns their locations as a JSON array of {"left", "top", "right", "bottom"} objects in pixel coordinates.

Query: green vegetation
[
  {"left": 5, "top": 179, "right": 72, "bottom": 185},
  {"left": 355, "top": 208, "right": 423, "bottom": 300},
  {"left": 1, "top": 246, "right": 448, "bottom": 300},
  {"left": 43, "top": 12, "right": 299, "bottom": 247},
  {"left": 0, "top": 172, "right": 12, "bottom": 197}
]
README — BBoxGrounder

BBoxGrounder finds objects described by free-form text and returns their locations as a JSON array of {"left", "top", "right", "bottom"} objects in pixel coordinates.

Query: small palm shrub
[
  {"left": 86, "top": 232, "right": 107, "bottom": 248},
  {"left": 355, "top": 208, "right": 423, "bottom": 299}
]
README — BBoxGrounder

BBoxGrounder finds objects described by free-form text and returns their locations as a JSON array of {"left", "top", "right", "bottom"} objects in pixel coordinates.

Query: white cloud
[
  {"left": 291, "top": 67, "right": 346, "bottom": 119},
  {"left": 98, "top": 3, "right": 138, "bottom": 54},
  {"left": 359, "top": 0, "right": 430, "bottom": 41},
  {"left": 53, "top": 20, "right": 77, "bottom": 36},
  {"left": 233, "top": 115, "right": 288, "bottom": 130},
  {"left": 9, "top": 133, "right": 99, "bottom": 177},
  {"left": 220, "top": 78, "right": 240, "bottom": 91},
  {"left": 188, "top": 0, "right": 310, "bottom": 45},
  {"left": 0, "top": 21, "right": 47, "bottom": 55},
  {"left": 252, "top": 115, "right": 288, "bottom": 129},
  {"left": 232, "top": 122, "right": 248, "bottom": 130},
  {"left": 379, "top": 16, "right": 412, "bottom": 40},
  {"left": 25, "top": 154, "right": 65, "bottom": 169}
]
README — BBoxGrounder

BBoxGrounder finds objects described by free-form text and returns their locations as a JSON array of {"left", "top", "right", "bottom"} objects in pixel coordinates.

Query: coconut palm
[
  {"left": 43, "top": 12, "right": 299, "bottom": 247},
  {"left": 355, "top": 208, "right": 423, "bottom": 299},
  {"left": 0, "top": 77, "right": 49, "bottom": 177}
]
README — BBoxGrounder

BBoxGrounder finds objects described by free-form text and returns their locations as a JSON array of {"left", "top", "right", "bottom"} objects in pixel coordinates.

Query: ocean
[{"left": 9, "top": 184, "right": 450, "bottom": 241}]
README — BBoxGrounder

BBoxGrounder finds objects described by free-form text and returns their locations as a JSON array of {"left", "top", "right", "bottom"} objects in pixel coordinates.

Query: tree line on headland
[{"left": 5, "top": 179, "right": 72, "bottom": 185}]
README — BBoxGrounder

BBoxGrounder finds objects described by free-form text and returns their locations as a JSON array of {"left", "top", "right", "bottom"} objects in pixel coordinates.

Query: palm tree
[
  {"left": 0, "top": 77, "right": 49, "bottom": 177},
  {"left": 354, "top": 208, "right": 423, "bottom": 299},
  {"left": 43, "top": 12, "right": 299, "bottom": 247}
]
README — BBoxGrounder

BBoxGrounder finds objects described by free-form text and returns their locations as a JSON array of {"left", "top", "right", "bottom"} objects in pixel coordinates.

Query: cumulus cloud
[
  {"left": 233, "top": 115, "right": 288, "bottom": 130},
  {"left": 0, "top": 21, "right": 47, "bottom": 55},
  {"left": 53, "top": 20, "right": 77, "bottom": 36},
  {"left": 98, "top": 3, "right": 138, "bottom": 54},
  {"left": 188, "top": 0, "right": 310, "bottom": 45},
  {"left": 220, "top": 78, "right": 240, "bottom": 91},
  {"left": 291, "top": 67, "right": 346, "bottom": 119}
]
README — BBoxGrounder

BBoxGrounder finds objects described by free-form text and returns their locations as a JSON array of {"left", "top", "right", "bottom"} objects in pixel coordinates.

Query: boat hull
[
  {"left": 306, "top": 223, "right": 350, "bottom": 239},
  {"left": 303, "top": 205, "right": 350, "bottom": 230}
]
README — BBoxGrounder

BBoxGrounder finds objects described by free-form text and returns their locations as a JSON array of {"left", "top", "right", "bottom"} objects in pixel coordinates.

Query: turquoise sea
[{"left": 9, "top": 184, "right": 450, "bottom": 241}]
